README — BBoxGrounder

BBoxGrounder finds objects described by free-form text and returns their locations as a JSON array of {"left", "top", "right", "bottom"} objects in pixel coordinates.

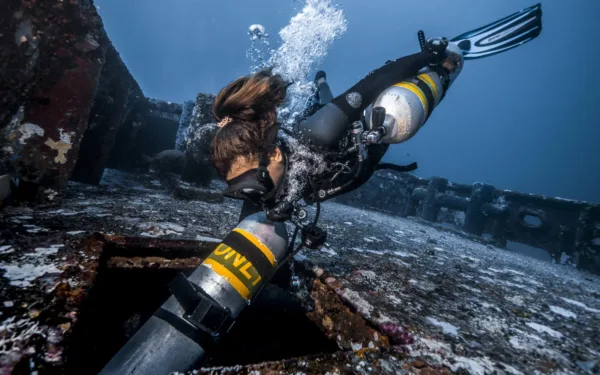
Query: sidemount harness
[{"left": 222, "top": 30, "right": 450, "bottom": 254}]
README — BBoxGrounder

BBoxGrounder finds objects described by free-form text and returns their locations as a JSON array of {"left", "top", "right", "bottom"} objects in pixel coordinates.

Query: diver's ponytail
[{"left": 212, "top": 68, "right": 288, "bottom": 135}]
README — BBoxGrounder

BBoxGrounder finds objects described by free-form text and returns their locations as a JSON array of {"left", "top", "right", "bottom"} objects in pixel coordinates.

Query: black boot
[{"left": 314, "top": 70, "right": 326, "bottom": 83}]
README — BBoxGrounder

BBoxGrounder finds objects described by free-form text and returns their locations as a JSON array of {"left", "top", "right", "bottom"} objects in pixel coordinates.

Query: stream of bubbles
[{"left": 246, "top": 0, "right": 348, "bottom": 202}]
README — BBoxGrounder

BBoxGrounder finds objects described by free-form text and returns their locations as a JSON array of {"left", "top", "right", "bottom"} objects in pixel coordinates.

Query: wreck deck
[{"left": 0, "top": 170, "right": 598, "bottom": 375}]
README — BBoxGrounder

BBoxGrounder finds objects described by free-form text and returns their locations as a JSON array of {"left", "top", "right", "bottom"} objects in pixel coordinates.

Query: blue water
[{"left": 95, "top": 0, "right": 600, "bottom": 203}]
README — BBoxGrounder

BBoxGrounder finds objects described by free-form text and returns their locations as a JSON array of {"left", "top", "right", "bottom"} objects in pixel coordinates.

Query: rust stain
[{"left": 306, "top": 278, "right": 391, "bottom": 350}]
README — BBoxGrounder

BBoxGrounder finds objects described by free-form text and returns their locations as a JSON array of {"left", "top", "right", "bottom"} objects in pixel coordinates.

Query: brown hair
[{"left": 211, "top": 68, "right": 289, "bottom": 178}]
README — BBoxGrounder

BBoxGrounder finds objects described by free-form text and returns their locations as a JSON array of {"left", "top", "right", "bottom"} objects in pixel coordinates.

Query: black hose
[
  {"left": 326, "top": 153, "right": 364, "bottom": 197},
  {"left": 375, "top": 162, "right": 418, "bottom": 173},
  {"left": 288, "top": 226, "right": 300, "bottom": 253},
  {"left": 313, "top": 201, "right": 321, "bottom": 225}
]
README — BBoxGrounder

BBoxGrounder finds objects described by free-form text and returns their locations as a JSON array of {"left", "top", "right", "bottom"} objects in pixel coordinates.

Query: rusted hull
[{"left": 0, "top": 0, "right": 109, "bottom": 199}]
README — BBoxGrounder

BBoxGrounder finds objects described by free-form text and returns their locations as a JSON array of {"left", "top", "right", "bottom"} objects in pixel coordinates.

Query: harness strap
[
  {"left": 153, "top": 273, "right": 236, "bottom": 349},
  {"left": 256, "top": 123, "right": 280, "bottom": 192}
]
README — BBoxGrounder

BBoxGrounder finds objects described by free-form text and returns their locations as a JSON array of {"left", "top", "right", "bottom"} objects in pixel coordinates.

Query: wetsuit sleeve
[
  {"left": 294, "top": 50, "right": 435, "bottom": 149},
  {"left": 332, "top": 50, "right": 435, "bottom": 117}
]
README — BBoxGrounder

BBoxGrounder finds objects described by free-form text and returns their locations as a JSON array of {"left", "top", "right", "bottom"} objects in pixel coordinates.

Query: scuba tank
[
  {"left": 364, "top": 42, "right": 464, "bottom": 144},
  {"left": 99, "top": 212, "right": 290, "bottom": 375}
]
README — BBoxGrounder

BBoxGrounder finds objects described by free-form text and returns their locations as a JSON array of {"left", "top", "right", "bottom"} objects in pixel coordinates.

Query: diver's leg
[
  {"left": 298, "top": 71, "right": 335, "bottom": 123},
  {"left": 295, "top": 51, "right": 437, "bottom": 149}
]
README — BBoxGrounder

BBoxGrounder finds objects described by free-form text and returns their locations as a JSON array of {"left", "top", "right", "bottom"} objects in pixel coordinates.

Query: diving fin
[{"left": 451, "top": 3, "right": 542, "bottom": 60}]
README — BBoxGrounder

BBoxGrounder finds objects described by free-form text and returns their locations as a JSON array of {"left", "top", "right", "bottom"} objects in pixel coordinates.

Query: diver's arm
[{"left": 294, "top": 50, "right": 436, "bottom": 149}]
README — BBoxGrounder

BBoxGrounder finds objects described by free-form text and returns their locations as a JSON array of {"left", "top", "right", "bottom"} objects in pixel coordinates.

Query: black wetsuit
[
  {"left": 238, "top": 50, "right": 437, "bottom": 222},
  {"left": 293, "top": 50, "right": 436, "bottom": 149}
]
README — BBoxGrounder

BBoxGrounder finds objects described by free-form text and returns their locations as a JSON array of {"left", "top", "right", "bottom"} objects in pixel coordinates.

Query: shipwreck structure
[
  {"left": 0, "top": 0, "right": 210, "bottom": 198},
  {"left": 1, "top": 1, "right": 599, "bottom": 375},
  {"left": 333, "top": 173, "right": 600, "bottom": 274}
]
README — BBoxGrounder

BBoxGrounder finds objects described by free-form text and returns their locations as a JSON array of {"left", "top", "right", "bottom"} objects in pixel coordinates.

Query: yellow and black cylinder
[
  {"left": 99, "top": 212, "right": 290, "bottom": 375},
  {"left": 366, "top": 42, "right": 464, "bottom": 144},
  {"left": 367, "top": 69, "right": 446, "bottom": 144},
  {"left": 189, "top": 212, "right": 290, "bottom": 317},
  {"left": 199, "top": 226, "right": 282, "bottom": 305}
]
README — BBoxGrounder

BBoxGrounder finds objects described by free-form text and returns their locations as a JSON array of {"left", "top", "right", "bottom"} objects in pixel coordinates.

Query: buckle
[
  {"left": 301, "top": 224, "right": 327, "bottom": 250},
  {"left": 256, "top": 166, "right": 269, "bottom": 183},
  {"left": 168, "top": 273, "right": 235, "bottom": 338}
]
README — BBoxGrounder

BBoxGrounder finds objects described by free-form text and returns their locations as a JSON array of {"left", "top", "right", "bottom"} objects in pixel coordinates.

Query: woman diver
[{"left": 210, "top": 34, "right": 461, "bottom": 224}]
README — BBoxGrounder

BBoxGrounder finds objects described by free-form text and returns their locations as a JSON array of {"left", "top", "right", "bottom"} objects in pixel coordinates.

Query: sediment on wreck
[
  {"left": 70, "top": 45, "right": 145, "bottom": 185},
  {"left": 0, "top": 0, "right": 109, "bottom": 200}
]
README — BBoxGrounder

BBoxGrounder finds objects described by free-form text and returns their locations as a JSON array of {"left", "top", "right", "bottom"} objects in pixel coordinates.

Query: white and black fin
[{"left": 451, "top": 3, "right": 542, "bottom": 60}]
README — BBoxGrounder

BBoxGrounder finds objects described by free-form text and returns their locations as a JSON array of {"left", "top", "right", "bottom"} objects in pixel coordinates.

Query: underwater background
[{"left": 2, "top": 1, "right": 600, "bottom": 374}]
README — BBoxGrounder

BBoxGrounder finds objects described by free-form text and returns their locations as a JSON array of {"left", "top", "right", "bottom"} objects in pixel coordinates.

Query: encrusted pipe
[
  {"left": 463, "top": 182, "right": 495, "bottom": 235},
  {"left": 420, "top": 177, "right": 448, "bottom": 222}
]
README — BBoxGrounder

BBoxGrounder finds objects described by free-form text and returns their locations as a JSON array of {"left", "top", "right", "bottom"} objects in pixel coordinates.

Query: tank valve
[
  {"left": 350, "top": 121, "right": 363, "bottom": 134},
  {"left": 372, "top": 106, "right": 386, "bottom": 130},
  {"left": 362, "top": 106, "right": 387, "bottom": 145}
]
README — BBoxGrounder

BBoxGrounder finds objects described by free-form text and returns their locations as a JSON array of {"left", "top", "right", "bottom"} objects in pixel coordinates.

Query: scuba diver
[
  {"left": 212, "top": 35, "right": 456, "bottom": 224},
  {"left": 98, "top": 4, "right": 542, "bottom": 374},
  {"left": 212, "top": 1, "right": 543, "bottom": 227}
]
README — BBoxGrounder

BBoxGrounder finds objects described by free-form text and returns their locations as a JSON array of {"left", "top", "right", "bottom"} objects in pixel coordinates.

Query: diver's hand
[
  {"left": 417, "top": 30, "right": 449, "bottom": 66},
  {"left": 425, "top": 37, "right": 449, "bottom": 65},
  {"left": 441, "top": 50, "right": 462, "bottom": 74}
]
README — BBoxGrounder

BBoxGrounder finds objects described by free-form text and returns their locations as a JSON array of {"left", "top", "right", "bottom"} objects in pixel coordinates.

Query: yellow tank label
[
  {"left": 202, "top": 243, "right": 263, "bottom": 300},
  {"left": 394, "top": 82, "right": 429, "bottom": 115},
  {"left": 232, "top": 228, "right": 276, "bottom": 266},
  {"left": 417, "top": 74, "right": 439, "bottom": 103}
]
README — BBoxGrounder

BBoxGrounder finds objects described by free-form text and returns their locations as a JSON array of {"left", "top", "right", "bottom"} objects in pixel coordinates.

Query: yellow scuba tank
[{"left": 365, "top": 42, "right": 464, "bottom": 144}]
